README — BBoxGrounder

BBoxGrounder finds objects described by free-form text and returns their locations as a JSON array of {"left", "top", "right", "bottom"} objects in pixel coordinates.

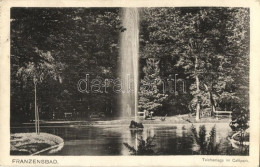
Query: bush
[
  {"left": 123, "top": 136, "right": 156, "bottom": 155},
  {"left": 191, "top": 125, "right": 220, "bottom": 155}
]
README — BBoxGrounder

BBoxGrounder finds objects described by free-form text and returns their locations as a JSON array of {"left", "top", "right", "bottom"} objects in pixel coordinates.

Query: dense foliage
[
  {"left": 11, "top": 8, "right": 249, "bottom": 130},
  {"left": 139, "top": 8, "right": 249, "bottom": 122},
  {"left": 11, "top": 8, "right": 123, "bottom": 123},
  {"left": 138, "top": 58, "right": 168, "bottom": 114}
]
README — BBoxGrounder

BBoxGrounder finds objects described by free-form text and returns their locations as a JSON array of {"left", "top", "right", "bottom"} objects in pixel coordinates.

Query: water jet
[{"left": 120, "top": 8, "right": 140, "bottom": 122}]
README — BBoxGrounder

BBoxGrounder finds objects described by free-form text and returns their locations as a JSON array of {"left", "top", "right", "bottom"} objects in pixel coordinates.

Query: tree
[
  {"left": 224, "top": 8, "right": 250, "bottom": 134},
  {"left": 138, "top": 58, "right": 168, "bottom": 114},
  {"left": 224, "top": 8, "right": 249, "bottom": 109},
  {"left": 139, "top": 8, "right": 249, "bottom": 122},
  {"left": 140, "top": 8, "right": 223, "bottom": 119},
  {"left": 17, "top": 48, "right": 63, "bottom": 134},
  {"left": 171, "top": 8, "right": 248, "bottom": 120},
  {"left": 11, "top": 8, "right": 123, "bottom": 122},
  {"left": 139, "top": 8, "right": 183, "bottom": 115},
  {"left": 174, "top": 9, "right": 227, "bottom": 120}
]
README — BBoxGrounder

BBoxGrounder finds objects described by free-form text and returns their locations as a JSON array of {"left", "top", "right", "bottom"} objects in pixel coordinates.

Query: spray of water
[{"left": 120, "top": 8, "right": 139, "bottom": 121}]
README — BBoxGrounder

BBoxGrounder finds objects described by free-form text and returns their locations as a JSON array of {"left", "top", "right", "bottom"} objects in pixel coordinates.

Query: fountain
[{"left": 120, "top": 8, "right": 140, "bottom": 122}]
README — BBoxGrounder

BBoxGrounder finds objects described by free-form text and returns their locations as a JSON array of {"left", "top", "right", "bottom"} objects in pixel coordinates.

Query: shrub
[{"left": 123, "top": 136, "right": 156, "bottom": 155}]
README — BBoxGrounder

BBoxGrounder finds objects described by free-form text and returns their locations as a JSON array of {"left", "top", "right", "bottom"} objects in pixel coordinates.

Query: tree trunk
[
  {"left": 37, "top": 106, "right": 40, "bottom": 134},
  {"left": 195, "top": 56, "right": 200, "bottom": 121},
  {"left": 204, "top": 84, "right": 216, "bottom": 116},
  {"left": 34, "top": 82, "right": 38, "bottom": 134},
  {"left": 195, "top": 75, "right": 200, "bottom": 121},
  {"left": 211, "top": 92, "right": 216, "bottom": 115}
]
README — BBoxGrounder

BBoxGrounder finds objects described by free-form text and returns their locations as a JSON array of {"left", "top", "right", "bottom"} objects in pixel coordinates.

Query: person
[
  {"left": 150, "top": 111, "right": 154, "bottom": 120},
  {"left": 144, "top": 110, "right": 149, "bottom": 119}
]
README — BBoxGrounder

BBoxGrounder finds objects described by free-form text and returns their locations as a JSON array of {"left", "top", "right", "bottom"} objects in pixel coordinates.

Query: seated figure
[{"left": 144, "top": 110, "right": 153, "bottom": 120}]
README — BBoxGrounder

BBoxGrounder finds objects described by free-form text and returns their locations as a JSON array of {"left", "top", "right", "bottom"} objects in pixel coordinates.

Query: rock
[{"left": 129, "top": 120, "right": 144, "bottom": 129}]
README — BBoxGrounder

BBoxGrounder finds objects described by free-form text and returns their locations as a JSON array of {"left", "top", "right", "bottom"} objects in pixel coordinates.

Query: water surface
[{"left": 11, "top": 123, "right": 234, "bottom": 155}]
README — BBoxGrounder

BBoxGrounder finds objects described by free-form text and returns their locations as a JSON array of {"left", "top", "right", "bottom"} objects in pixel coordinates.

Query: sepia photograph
[
  {"left": 9, "top": 7, "right": 250, "bottom": 156},
  {"left": 0, "top": 0, "right": 259, "bottom": 166}
]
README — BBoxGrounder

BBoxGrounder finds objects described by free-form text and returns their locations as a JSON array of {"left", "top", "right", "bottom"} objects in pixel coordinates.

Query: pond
[{"left": 11, "top": 123, "right": 238, "bottom": 155}]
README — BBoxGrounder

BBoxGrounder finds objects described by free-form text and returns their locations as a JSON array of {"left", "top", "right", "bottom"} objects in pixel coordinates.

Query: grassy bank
[
  {"left": 10, "top": 132, "right": 64, "bottom": 155},
  {"left": 18, "top": 115, "right": 231, "bottom": 127},
  {"left": 93, "top": 115, "right": 231, "bottom": 125}
]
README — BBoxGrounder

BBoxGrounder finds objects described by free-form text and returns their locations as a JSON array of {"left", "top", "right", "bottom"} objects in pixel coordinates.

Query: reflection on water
[{"left": 11, "top": 124, "right": 233, "bottom": 155}]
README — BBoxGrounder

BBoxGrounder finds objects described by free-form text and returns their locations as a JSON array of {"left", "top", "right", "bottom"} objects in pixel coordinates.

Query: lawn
[{"left": 91, "top": 115, "right": 231, "bottom": 125}]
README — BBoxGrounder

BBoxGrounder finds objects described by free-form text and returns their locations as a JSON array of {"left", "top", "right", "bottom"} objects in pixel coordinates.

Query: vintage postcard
[{"left": 0, "top": 0, "right": 259, "bottom": 166}]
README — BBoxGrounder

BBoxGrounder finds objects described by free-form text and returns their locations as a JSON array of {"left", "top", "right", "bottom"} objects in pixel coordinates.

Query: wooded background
[{"left": 11, "top": 8, "right": 249, "bottom": 126}]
